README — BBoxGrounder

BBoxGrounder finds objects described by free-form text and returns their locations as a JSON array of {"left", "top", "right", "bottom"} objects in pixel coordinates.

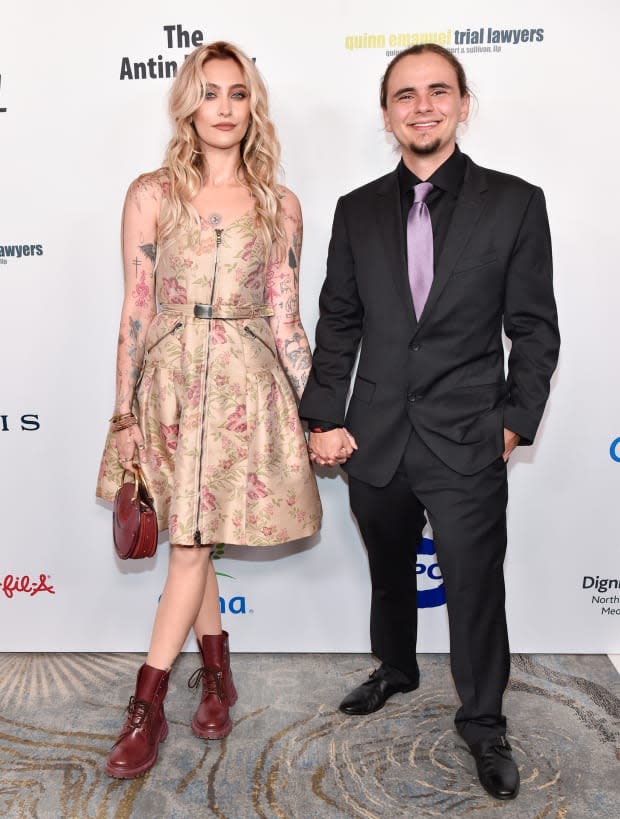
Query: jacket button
[
  {"left": 407, "top": 393, "right": 420, "bottom": 403},
  {"left": 409, "top": 343, "right": 421, "bottom": 352}
]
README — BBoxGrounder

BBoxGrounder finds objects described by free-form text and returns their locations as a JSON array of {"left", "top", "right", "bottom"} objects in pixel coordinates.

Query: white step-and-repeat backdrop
[{"left": 1, "top": 0, "right": 618, "bottom": 652}]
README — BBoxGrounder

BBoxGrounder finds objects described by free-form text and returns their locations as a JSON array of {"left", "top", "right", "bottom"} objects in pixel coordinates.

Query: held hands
[
  {"left": 308, "top": 426, "right": 517, "bottom": 466},
  {"left": 503, "top": 428, "right": 520, "bottom": 462},
  {"left": 307, "top": 428, "right": 358, "bottom": 467}
]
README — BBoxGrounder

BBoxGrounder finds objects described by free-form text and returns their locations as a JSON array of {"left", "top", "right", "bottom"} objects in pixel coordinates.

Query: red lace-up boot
[
  {"left": 189, "top": 631, "right": 238, "bottom": 739},
  {"left": 105, "top": 663, "right": 169, "bottom": 778}
]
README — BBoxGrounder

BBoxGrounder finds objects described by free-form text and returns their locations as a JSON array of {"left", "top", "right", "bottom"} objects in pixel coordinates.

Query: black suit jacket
[{"left": 299, "top": 154, "right": 560, "bottom": 483}]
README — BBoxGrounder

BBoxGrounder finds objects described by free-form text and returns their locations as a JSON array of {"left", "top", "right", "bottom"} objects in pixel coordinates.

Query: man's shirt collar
[{"left": 398, "top": 145, "right": 465, "bottom": 196}]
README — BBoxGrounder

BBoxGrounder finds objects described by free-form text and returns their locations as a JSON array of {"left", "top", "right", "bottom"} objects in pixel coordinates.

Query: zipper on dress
[
  {"left": 135, "top": 321, "right": 183, "bottom": 399},
  {"left": 243, "top": 324, "right": 276, "bottom": 357},
  {"left": 194, "top": 228, "right": 223, "bottom": 545},
  {"left": 147, "top": 321, "right": 183, "bottom": 354}
]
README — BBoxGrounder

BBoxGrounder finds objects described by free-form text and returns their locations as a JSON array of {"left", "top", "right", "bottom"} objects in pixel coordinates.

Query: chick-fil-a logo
[{"left": 2, "top": 574, "right": 55, "bottom": 599}]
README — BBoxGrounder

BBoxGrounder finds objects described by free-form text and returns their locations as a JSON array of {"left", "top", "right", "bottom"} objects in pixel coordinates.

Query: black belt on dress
[{"left": 160, "top": 302, "right": 274, "bottom": 319}]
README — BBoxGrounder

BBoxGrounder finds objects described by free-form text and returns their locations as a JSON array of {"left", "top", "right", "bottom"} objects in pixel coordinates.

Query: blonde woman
[{"left": 97, "top": 41, "right": 321, "bottom": 779}]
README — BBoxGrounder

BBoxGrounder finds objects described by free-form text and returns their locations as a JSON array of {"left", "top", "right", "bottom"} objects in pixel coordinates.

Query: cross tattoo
[{"left": 132, "top": 257, "right": 140, "bottom": 277}]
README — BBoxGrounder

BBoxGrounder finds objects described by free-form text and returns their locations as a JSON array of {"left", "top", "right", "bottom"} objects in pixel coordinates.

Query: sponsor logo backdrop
[{"left": 0, "top": 0, "right": 617, "bottom": 652}]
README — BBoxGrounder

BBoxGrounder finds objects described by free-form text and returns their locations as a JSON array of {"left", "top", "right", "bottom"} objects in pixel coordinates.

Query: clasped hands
[
  {"left": 307, "top": 427, "right": 519, "bottom": 467},
  {"left": 307, "top": 428, "right": 358, "bottom": 467}
]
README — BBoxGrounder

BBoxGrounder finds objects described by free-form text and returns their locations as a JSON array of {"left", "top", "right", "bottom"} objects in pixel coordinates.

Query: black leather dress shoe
[
  {"left": 339, "top": 665, "right": 419, "bottom": 715},
  {"left": 470, "top": 736, "right": 520, "bottom": 800}
]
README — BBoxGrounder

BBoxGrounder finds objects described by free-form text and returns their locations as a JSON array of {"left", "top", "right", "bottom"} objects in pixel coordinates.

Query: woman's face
[{"left": 192, "top": 57, "right": 251, "bottom": 153}]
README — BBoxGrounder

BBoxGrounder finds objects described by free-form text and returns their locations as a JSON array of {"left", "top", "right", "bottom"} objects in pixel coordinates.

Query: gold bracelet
[
  {"left": 110, "top": 417, "right": 139, "bottom": 432},
  {"left": 109, "top": 412, "right": 136, "bottom": 423}
]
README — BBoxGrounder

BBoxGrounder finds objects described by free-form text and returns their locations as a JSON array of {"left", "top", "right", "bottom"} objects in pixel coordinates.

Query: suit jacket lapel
[
  {"left": 376, "top": 171, "right": 418, "bottom": 331},
  {"left": 415, "top": 158, "right": 488, "bottom": 334}
]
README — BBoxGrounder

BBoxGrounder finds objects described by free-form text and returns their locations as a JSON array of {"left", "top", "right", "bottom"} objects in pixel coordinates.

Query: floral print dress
[{"left": 97, "top": 212, "right": 322, "bottom": 546}]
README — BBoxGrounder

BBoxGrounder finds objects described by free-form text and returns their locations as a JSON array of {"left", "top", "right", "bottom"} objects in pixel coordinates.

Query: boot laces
[
  {"left": 188, "top": 666, "right": 225, "bottom": 700},
  {"left": 112, "top": 696, "right": 154, "bottom": 746},
  {"left": 126, "top": 696, "right": 153, "bottom": 729}
]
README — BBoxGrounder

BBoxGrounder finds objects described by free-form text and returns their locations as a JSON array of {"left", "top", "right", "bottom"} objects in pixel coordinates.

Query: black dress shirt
[{"left": 398, "top": 144, "right": 466, "bottom": 266}]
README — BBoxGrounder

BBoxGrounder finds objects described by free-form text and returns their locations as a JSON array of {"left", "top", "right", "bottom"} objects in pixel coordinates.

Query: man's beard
[{"left": 408, "top": 138, "right": 441, "bottom": 156}]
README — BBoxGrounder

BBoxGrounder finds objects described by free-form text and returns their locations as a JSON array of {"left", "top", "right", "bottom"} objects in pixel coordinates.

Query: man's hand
[
  {"left": 503, "top": 428, "right": 521, "bottom": 462},
  {"left": 308, "top": 428, "right": 358, "bottom": 466}
]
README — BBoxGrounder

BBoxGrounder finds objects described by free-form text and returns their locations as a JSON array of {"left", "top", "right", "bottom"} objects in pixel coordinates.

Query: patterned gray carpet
[{"left": 0, "top": 653, "right": 618, "bottom": 818}]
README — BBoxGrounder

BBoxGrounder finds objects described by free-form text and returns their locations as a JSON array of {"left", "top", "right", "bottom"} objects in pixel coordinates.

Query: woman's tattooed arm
[
  {"left": 114, "top": 176, "right": 160, "bottom": 413},
  {"left": 267, "top": 189, "right": 313, "bottom": 400}
]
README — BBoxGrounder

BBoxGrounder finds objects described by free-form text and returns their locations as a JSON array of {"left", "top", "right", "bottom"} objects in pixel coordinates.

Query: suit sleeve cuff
[
  {"left": 503, "top": 406, "right": 537, "bottom": 447},
  {"left": 304, "top": 419, "right": 343, "bottom": 432}
]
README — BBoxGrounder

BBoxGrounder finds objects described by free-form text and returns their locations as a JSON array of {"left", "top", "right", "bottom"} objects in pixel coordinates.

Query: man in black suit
[{"left": 299, "top": 44, "right": 560, "bottom": 800}]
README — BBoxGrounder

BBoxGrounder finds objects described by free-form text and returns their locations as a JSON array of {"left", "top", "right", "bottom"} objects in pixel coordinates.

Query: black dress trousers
[{"left": 348, "top": 426, "right": 509, "bottom": 745}]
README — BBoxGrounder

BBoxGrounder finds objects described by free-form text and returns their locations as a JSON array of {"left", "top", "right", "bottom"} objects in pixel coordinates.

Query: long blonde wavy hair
[{"left": 158, "top": 42, "right": 286, "bottom": 261}]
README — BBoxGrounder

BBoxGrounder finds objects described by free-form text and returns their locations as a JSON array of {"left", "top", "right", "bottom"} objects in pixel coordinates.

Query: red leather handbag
[{"left": 113, "top": 466, "right": 158, "bottom": 559}]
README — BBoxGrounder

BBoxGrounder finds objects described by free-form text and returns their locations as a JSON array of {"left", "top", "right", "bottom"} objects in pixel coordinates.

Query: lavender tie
[{"left": 407, "top": 182, "right": 434, "bottom": 319}]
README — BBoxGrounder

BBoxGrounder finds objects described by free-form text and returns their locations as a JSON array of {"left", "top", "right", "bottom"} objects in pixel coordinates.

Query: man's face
[{"left": 382, "top": 52, "right": 470, "bottom": 165}]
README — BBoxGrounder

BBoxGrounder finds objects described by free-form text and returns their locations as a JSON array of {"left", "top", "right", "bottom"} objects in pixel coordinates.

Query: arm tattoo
[
  {"left": 115, "top": 315, "right": 146, "bottom": 412},
  {"left": 284, "top": 332, "right": 312, "bottom": 371},
  {"left": 289, "top": 231, "right": 302, "bottom": 279},
  {"left": 287, "top": 372, "right": 307, "bottom": 395},
  {"left": 274, "top": 328, "right": 312, "bottom": 399},
  {"left": 129, "top": 317, "right": 142, "bottom": 341},
  {"left": 288, "top": 245, "right": 297, "bottom": 270},
  {"left": 270, "top": 209, "right": 311, "bottom": 399},
  {"left": 139, "top": 242, "right": 157, "bottom": 263},
  {"left": 127, "top": 316, "right": 143, "bottom": 376}
]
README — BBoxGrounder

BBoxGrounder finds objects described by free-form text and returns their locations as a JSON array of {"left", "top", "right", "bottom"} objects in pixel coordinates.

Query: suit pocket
[
  {"left": 352, "top": 375, "right": 376, "bottom": 404},
  {"left": 451, "top": 379, "right": 506, "bottom": 391},
  {"left": 453, "top": 252, "right": 498, "bottom": 276}
]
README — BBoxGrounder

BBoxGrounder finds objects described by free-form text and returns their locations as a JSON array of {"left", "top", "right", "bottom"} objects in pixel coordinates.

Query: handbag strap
[{"left": 121, "top": 466, "right": 153, "bottom": 505}]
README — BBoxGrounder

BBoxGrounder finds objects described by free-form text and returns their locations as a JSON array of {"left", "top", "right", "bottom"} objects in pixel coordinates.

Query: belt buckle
[{"left": 194, "top": 303, "right": 213, "bottom": 319}]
